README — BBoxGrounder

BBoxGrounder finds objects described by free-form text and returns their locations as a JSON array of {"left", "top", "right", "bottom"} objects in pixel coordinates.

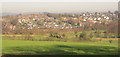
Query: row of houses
[{"left": 2, "top": 12, "right": 117, "bottom": 30}]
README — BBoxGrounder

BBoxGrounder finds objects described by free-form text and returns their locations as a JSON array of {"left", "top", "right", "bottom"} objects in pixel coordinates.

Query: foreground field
[{"left": 2, "top": 39, "right": 118, "bottom": 55}]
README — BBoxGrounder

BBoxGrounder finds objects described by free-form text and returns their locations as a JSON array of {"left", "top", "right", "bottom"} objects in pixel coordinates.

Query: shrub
[
  {"left": 109, "top": 40, "right": 112, "bottom": 43},
  {"left": 89, "top": 33, "right": 94, "bottom": 39},
  {"left": 49, "top": 33, "right": 53, "bottom": 37},
  {"left": 79, "top": 31, "right": 87, "bottom": 39}
]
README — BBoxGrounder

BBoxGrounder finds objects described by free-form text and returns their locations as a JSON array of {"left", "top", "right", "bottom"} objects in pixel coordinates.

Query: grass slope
[{"left": 2, "top": 40, "right": 118, "bottom": 55}]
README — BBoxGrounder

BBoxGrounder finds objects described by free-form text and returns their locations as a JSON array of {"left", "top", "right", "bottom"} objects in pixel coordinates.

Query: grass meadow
[
  {"left": 2, "top": 30, "right": 119, "bottom": 55},
  {"left": 2, "top": 39, "right": 118, "bottom": 55}
]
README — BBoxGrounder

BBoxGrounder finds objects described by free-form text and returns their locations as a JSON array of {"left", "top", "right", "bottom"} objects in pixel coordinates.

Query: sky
[
  {"left": 0, "top": 0, "right": 119, "bottom": 2},
  {"left": 0, "top": 0, "right": 119, "bottom": 13}
]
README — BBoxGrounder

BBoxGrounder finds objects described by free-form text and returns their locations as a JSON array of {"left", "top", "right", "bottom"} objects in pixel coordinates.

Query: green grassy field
[{"left": 2, "top": 39, "right": 118, "bottom": 55}]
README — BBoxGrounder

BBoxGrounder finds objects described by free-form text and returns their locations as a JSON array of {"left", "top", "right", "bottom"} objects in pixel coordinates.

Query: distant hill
[
  {"left": 21, "top": 12, "right": 41, "bottom": 15},
  {"left": 0, "top": 12, "right": 19, "bottom": 16},
  {"left": 0, "top": 11, "right": 108, "bottom": 16},
  {"left": 0, "top": 12, "right": 42, "bottom": 16}
]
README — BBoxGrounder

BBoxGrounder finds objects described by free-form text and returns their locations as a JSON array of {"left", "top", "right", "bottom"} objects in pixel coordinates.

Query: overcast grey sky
[
  {"left": 0, "top": 0, "right": 119, "bottom": 2},
  {"left": 2, "top": 2, "right": 118, "bottom": 13}
]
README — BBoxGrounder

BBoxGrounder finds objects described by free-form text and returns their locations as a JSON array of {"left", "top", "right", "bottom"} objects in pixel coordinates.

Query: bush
[
  {"left": 79, "top": 31, "right": 87, "bottom": 39},
  {"left": 89, "top": 33, "right": 94, "bottom": 39},
  {"left": 109, "top": 40, "right": 112, "bottom": 43},
  {"left": 62, "top": 33, "right": 65, "bottom": 37},
  {"left": 49, "top": 33, "right": 53, "bottom": 37},
  {"left": 118, "top": 35, "right": 120, "bottom": 38}
]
